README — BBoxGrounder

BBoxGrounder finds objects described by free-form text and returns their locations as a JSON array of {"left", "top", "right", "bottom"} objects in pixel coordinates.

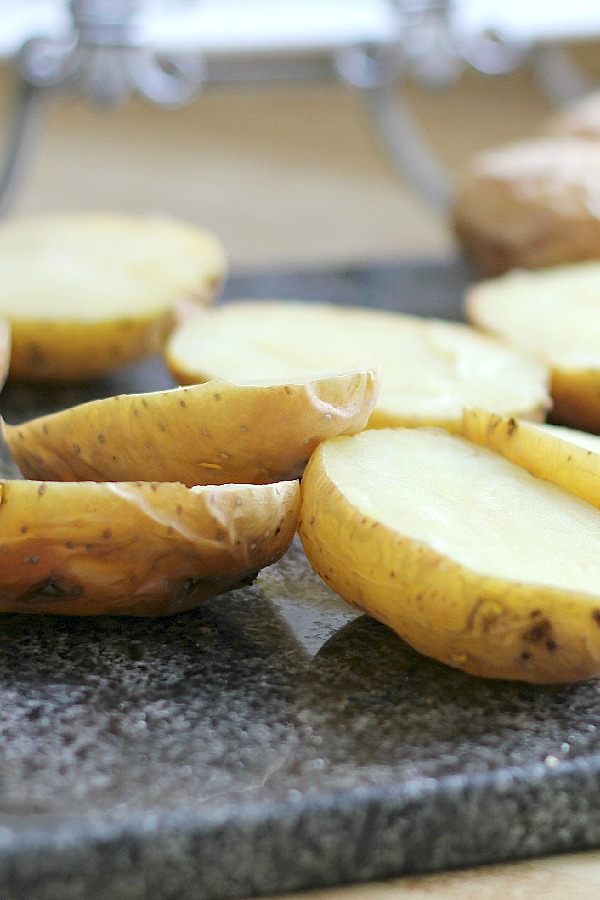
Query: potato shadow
[
  {"left": 293, "top": 615, "right": 600, "bottom": 777},
  {"left": 0, "top": 585, "right": 310, "bottom": 816}
]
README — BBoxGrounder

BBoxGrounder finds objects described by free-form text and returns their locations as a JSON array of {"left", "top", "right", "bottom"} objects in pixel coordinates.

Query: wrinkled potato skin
[
  {"left": 462, "top": 409, "right": 600, "bottom": 509},
  {"left": 0, "top": 479, "right": 300, "bottom": 616},
  {"left": 8, "top": 311, "right": 176, "bottom": 382},
  {"left": 3, "top": 373, "right": 379, "bottom": 486},
  {"left": 298, "top": 445, "right": 600, "bottom": 684}
]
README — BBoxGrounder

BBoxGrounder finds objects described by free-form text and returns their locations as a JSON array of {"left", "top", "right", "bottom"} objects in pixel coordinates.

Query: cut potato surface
[
  {"left": 2, "top": 371, "right": 378, "bottom": 486},
  {"left": 466, "top": 263, "right": 600, "bottom": 432},
  {"left": 298, "top": 428, "right": 600, "bottom": 683},
  {"left": 462, "top": 409, "right": 600, "bottom": 509},
  {"left": 165, "top": 300, "right": 550, "bottom": 431},
  {"left": 0, "top": 478, "right": 299, "bottom": 616},
  {"left": 0, "top": 212, "right": 227, "bottom": 381}
]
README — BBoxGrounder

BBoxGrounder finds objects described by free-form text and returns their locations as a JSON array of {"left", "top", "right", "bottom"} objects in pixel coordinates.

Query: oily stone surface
[{"left": 0, "top": 260, "right": 599, "bottom": 898}]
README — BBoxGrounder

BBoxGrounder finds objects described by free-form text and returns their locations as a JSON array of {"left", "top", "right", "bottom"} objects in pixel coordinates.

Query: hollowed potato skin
[
  {"left": 0, "top": 478, "right": 300, "bottom": 616},
  {"left": 3, "top": 372, "right": 379, "bottom": 486}
]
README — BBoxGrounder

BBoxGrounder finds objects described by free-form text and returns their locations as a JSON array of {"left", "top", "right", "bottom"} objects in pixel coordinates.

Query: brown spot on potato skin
[
  {"left": 592, "top": 610, "right": 600, "bottom": 626},
  {"left": 523, "top": 617, "right": 557, "bottom": 653},
  {"left": 37, "top": 484, "right": 46, "bottom": 496},
  {"left": 506, "top": 417, "right": 518, "bottom": 436}
]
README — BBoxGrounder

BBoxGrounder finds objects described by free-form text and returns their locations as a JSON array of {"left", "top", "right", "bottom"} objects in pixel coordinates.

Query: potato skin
[
  {"left": 3, "top": 373, "right": 379, "bottom": 486},
  {"left": 550, "top": 369, "right": 600, "bottom": 434},
  {"left": 453, "top": 139, "right": 600, "bottom": 277},
  {"left": 0, "top": 319, "right": 11, "bottom": 390},
  {"left": 298, "top": 444, "right": 600, "bottom": 684},
  {"left": 8, "top": 312, "right": 176, "bottom": 382},
  {"left": 462, "top": 409, "right": 600, "bottom": 508},
  {"left": 0, "top": 479, "right": 299, "bottom": 616}
]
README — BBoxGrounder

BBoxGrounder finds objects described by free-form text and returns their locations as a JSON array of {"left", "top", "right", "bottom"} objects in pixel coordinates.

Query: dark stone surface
[{"left": 0, "top": 258, "right": 599, "bottom": 899}]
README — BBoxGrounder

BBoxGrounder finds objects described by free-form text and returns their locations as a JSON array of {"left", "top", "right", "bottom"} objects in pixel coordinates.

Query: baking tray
[{"left": 0, "top": 257, "right": 600, "bottom": 899}]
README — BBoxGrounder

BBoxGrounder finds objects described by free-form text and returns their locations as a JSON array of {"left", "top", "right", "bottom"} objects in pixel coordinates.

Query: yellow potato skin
[
  {"left": 3, "top": 372, "right": 379, "bottom": 486},
  {"left": 0, "top": 478, "right": 300, "bottom": 616},
  {"left": 550, "top": 368, "right": 600, "bottom": 434},
  {"left": 298, "top": 444, "right": 600, "bottom": 684},
  {"left": 462, "top": 409, "right": 600, "bottom": 509},
  {"left": 0, "top": 211, "right": 227, "bottom": 381},
  {"left": 8, "top": 311, "right": 176, "bottom": 382},
  {"left": 0, "top": 319, "right": 11, "bottom": 390}
]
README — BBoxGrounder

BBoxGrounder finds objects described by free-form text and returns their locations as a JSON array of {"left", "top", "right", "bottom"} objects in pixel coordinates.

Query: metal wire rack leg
[{"left": 0, "top": 80, "right": 44, "bottom": 217}]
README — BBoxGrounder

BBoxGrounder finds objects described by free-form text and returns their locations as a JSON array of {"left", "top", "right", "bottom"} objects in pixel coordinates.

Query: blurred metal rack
[{"left": 0, "top": 0, "right": 599, "bottom": 215}]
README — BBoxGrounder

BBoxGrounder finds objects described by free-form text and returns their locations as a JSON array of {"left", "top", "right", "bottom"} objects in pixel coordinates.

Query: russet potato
[
  {"left": 2, "top": 372, "right": 379, "bottom": 486},
  {"left": 298, "top": 428, "right": 600, "bottom": 684},
  {"left": 0, "top": 212, "right": 227, "bottom": 381},
  {"left": 466, "top": 263, "right": 600, "bottom": 433},
  {"left": 0, "top": 478, "right": 299, "bottom": 616},
  {"left": 462, "top": 409, "right": 600, "bottom": 509},
  {"left": 453, "top": 138, "right": 600, "bottom": 276},
  {"left": 164, "top": 300, "right": 551, "bottom": 431}
]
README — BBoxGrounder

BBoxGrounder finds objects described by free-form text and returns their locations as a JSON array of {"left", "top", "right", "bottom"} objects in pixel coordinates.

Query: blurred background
[{"left": 0, "top": 0, "right": 599, "bottom": 272}]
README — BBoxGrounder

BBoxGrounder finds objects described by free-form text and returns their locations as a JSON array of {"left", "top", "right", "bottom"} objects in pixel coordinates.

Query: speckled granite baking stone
[{"left": 1, "top": 258, "right": 600, "bottom": 899}]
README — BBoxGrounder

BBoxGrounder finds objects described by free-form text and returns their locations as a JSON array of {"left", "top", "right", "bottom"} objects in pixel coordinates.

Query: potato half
[
  {"left": 298, "top": 428, "right": 600, "bottom": 683},
  {"left": 2, "top": 372, "right": 379, "bottom": 486},
  {"left": 466, "top": 263, "right": 600, "bottom": 432},
  {"left": 462, "top": 409, "right": 600, "bottom": 509},
  {"left": 0, "top": 478, "right": 299, "bottom": 616},
  {"left": 164, "top": 300, "right": 550, "bottom": 431},
  {"left": 0, "top": 212, "right": 227, "bottom": 381}
]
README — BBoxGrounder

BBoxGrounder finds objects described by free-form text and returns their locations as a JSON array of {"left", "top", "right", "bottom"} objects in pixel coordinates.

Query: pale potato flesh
[
  {"left": 0, "top": 478, "right": 299, "bottom": 616},
  {"left": 2, "top": 372, "right": 379, "bottom": 486},
  {"left": 298, "top": 428, "right": 600, "bottom": 683},
  {"left": 466, "top": 263, "right": 600, "bottom": 432},
  {"left": 462, "top": 409, "right": 600, "bottom": 509},
  {"left": 0, "top": 212, "right": 227, "bottom": 380},
  {"left": 165, "top": 301, "right": 550, "bottom": 431}
]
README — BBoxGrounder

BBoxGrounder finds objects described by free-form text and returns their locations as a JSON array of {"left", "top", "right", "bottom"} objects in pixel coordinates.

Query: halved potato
[
  {"left": 0, "top": 212, "right": 227, "bottom": 381},
  {"left": 462, "top": 409, "right": 600, "bottom": 509},
  {"left": 466, "top": 263, "right": 600, "bottom": 433},
  {"left": 164, "top": 300, "right": 551, "bottom": 431},
  {"left": 2, "top": 371, "right": 379, "bottom": 486},
  {"left": 298, "top": 428, "right": 600, "bottom": 683},
  {"left": 0, "top": 478, "right": 299, "bottom": 616}
]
